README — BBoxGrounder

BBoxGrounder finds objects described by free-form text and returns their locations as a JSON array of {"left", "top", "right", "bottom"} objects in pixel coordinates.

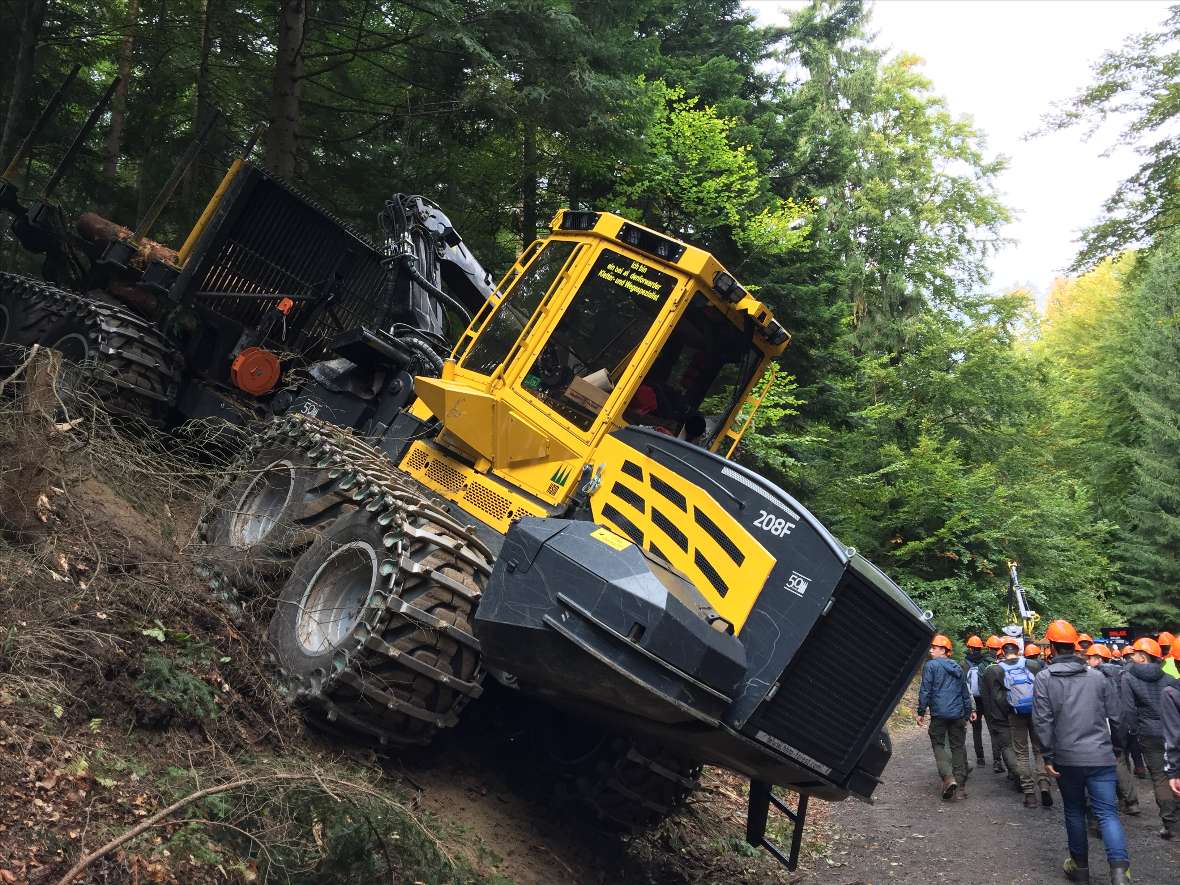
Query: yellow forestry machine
[{"left": 0, "top": 76, "right": 933, "bottom": 870}]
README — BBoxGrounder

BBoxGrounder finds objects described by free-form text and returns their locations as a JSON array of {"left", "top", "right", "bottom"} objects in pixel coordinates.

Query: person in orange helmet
[
  {"left": 1025, "top": 643, "right": 1042, "bottom": 662},
  {"left": 917, "top": 634, "right": 976, "bottom": 801},
  {"left": 964, "top": 635, "right": 990, "bottom": 767},
  {"left": 1163, "top": 681, "right": 1180, "bottom": 799},
  {"left": 1119, "top": 637, "right": 1179, "bottom": 839},
  {"left": 995, "top": 635, "right": 1050, "bottom": 808},
  {"left": 1034, "top": 619, "right": 1130, "bottom": 884},
  {"left": 1078, "top": 633, "right": 1094, "bottom": 654},
  {"left": 1086, "top": 644, "right": 1140, "bottom": 815},
  {"left": 1159, "top": 631, "right": 1178, "bottom": 679},
  {"left": 982, "top": 634, "right": 1015, "bottom": 778}
]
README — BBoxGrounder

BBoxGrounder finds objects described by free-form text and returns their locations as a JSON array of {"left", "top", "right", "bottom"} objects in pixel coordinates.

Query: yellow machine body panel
[
  {"left": 398, "top": 209, "right": 789, "bottom": 581},
  {"left": 588, "top": 434, "right": 776, "bottom": 634}
]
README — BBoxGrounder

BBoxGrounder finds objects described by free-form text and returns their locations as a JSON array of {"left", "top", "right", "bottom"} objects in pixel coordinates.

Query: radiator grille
[
  {"left": 189, "top": 168, "right": 389, "bottom": 355},
  {"left": 748, "top": 573, "right": 927, "bottom": 780}
]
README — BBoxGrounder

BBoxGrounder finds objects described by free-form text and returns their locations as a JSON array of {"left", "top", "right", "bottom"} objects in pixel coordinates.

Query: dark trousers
[
  {"left": 986, "top": 715, "right": 1010, "bottom": 763},
  {"left": 970, "top": 700, "right": 985, "bottom": 760},
  {"left": 1140, "top": 734, "right": 1179, "bottom": 831},
  {"left": 1058, "top": 766, "right": 1129, "bottom": 865},
  {"left": 928, "top": 717, "right": 968, "bottom": 784}
]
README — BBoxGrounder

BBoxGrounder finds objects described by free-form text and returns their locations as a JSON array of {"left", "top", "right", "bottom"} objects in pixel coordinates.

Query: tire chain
[
  {"left": 0, "top": 271, "right": 182, "bottom": 411},
  {"left": 196, "top": 411, "right": 494, "bottom": 744}
]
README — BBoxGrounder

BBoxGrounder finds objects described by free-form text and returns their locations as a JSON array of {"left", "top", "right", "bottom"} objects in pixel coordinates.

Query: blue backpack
[{"left": 1001, "top": 659, "right": 1035, "bottom": 715}]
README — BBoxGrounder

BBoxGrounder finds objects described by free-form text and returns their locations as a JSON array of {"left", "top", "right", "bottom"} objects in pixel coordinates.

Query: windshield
[
  {"left": 521, "top": 248, "right": 678, "bottom": 431},
  {"left": 461, "top": 239, "right": 578, "bottom": 375},
  {"left": 625, "top": 291, "right": 763, "bottom": 446}
]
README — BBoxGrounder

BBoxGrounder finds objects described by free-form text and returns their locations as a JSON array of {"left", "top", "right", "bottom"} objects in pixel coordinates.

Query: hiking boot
[
  {"left": 1158, "top": 826, "right": 1174, "bottom": 840},
  {"left": 976, "top": 755, "right": 986, "bottom": 766},
  {"left": 1134, "top": 765, "right": 1146, "bottom": 779},
  {"left": 1041, "top": 787, "right": 1053, "bottom": 807},
  {"left": 1109, "top": 862, "right": 1131, "bottom": 885},
  {"left": 1122, "top": 800, "right": 1140, "bottom": 815},
  {"left": 1023, "top": 793, "right": 1038, "bottom": 808},
  {"left": 956, "top": 785, "right": 969, "bottom": 800},
  {"left": 993, "top": 760, "right": 1005, "bottom": 773},
  {"left": 1063, "top": 856, "right": 1090, "bottom": 883},
  {"left": 941, "top": 776, "right": 957, "bottom": 801}
]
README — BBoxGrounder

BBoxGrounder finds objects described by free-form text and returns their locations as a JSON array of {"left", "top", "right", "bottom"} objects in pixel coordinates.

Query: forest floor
[{"left": 4, "top": 353, "right": 1174, "bottom": 884}]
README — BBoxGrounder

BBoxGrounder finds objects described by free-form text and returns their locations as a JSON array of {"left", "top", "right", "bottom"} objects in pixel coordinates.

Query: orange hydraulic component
[{"left": 231, "top": 346, "right": 282, "bottom": 395}]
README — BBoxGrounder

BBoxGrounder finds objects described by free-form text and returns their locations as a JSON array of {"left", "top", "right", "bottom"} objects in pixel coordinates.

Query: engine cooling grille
[{"left": 747, "top": 572, "right": 928, "bottom": 780}]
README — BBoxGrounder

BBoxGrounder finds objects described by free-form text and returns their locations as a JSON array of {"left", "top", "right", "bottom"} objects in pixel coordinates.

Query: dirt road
[{"left": 818, "top": 723, "right": 1178, "bottom": 885}]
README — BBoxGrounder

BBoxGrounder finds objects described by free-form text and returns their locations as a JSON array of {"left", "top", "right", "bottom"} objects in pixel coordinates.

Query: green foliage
[{"left": 134, "top": 652, "right": 218, "bottom": 722}]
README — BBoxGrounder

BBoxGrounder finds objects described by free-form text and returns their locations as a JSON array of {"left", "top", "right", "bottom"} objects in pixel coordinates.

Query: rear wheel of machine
[
  {"left": 0, "top": 272, "right": 66, "bottom": 369},
  {"left": 267, "top": 498, "right": 489, "bottom": 746},
  {"left": 197, "top": 445, "right": 356, "bottom": 595},
  {"left": 542, "top": 711, "right": 702, "bottom": 831}
]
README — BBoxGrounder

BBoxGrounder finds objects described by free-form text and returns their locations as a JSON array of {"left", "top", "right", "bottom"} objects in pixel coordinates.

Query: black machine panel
[{"left": 173, "top": 165, "right": 389, "bottom": 356}]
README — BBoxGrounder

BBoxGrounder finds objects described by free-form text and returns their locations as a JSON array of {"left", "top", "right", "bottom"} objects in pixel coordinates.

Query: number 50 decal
[{"left": 753, "top": 509, "right": 796, "bottom": 538}]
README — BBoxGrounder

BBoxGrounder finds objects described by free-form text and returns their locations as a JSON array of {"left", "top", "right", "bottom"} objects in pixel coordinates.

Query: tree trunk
[
  {"left": 183, "top": 0, "right": 215, "bottom": 208},
  {"left": 266, "top": 0, "right": 306, "bottom": 179},
  {"left": 0, "top": 0, "right": 48, "bottom": 173},
  {"left": 521, "top": 122, "right": 538, "bottom": 245},
  {"left": 103, "top": 0, "right": 140, "bottom": 180}
]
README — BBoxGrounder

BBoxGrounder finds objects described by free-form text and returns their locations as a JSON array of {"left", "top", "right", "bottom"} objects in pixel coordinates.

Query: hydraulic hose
[
  {"left": 396, "top": 332, "right": 445, "bottom": 376},
  {"left": 400, "top": 255, "right": 473, "bottom": 328}
]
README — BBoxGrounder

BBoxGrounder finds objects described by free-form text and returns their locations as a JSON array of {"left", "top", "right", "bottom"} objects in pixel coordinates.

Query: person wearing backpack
[
  {"left": 1033, "top": 619, "right": 1130, "bottom": 885},
  {"left": 917, "top": 634, "right": 976, "bottom": 801},
  {"left": 1118, "top": 636, "right": 1179, "bottom": 839},
  {"left": 964, "top": 635, "right": 989, "bottom": 767},
  {"left": 995, "top": 636, "right": 1051, "bottom": 807}
]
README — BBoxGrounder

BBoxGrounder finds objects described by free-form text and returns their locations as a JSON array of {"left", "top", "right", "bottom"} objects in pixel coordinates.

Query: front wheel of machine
[
  {"left": 267, "top": 499, "right": 489, "bottom": 748},
  {"left": 0, "top": 272, "right": 68, "bottom": 369}
]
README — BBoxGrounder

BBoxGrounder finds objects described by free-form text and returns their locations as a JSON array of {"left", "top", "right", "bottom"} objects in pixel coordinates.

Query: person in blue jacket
[{"left": 917, "top": 633, "right": 976, "bottom": 801}]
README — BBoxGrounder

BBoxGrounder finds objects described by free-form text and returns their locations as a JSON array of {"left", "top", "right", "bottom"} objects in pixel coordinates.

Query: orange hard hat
[
  {"left": 1078, "top": 633, "right": 1093, "bottom": 644},
  {"left": 1044, "top": 619, "right": 1080, "bottom": 644},
  {"left": 985, "top": 635, "right": 1004, "bottom": 650},
  {"left": 1172, "top": 644, "right": 1180, "bottom": 661},
  {"left": 1024, "top": 643, "right": 1041, "bottom": 657},
  {"left": 931, "top": 634, "right": 953, "bottom": 652},
  {"left": 1158, "top": 631, "right": 1176, "bottom": 648},
  {"left": 1111, "top": 646, "right": 1123, "bottom": 658},
  {"left": 966, "top": 635, "right": 984, "bottom": 649},
  {"left": 1131, "top": 637, "right": 1163, "bottom": 658},
  {"left": 1088, "top": 644, "right": 1112, "bottom": 660}
]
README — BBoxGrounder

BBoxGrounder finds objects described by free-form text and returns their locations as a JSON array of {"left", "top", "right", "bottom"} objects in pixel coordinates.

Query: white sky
[{"left": 746, "top": 0, "right": 1172, "bottom": 302}]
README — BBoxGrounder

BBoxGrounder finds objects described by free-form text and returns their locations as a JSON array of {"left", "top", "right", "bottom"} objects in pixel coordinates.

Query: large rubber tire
[
  {"left": 541, "top": 711, "right": 702, "bottom": 831},
  {"left": 0, "top": 272, "right": 66, "bottom": 368},
  {"left": 196, "top": 444, "right": 357, "bottom": 595},
  {"left": 267, "top": 489, "right": 489, "bottom": 746}
]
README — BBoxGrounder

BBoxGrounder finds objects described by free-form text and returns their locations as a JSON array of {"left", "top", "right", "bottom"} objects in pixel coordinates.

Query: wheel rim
[
  {"left": 296, "top": 541, "right": 378, "bottom": 654},
  {"left": 52, "top": 332, "right": 90, "bottom": 363},
  {"left": 230, "top": 459, "right": 296, "bottom": 547}
]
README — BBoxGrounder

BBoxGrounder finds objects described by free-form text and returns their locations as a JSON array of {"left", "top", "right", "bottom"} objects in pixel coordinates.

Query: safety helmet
[
  {"left": 1078, "top": 633, "right": 1093, "bottom": 646},
  {"left": 1172, "top": 643, "right": 1180, "bottom": 661},
  {"left": 1131, "top": 637, "right": 1162, "bottom": 658},
  {"left": 931, "top": 634, "right": 953, "bottom": 652},
  {"left": 1088, "top": 644, "right": 1112, "bottom": 661},
  {"left": 985, "top": 635, "right": 1004, "bottom": 650},
  {"left": 1024, "top": 643, "right": 1041, "bottom": 657},
  {"left": 1111, "top": 646, "right": 1123, "bottom": 658},
  {"left": 1158, "top": 630, "right": 1176, "bottom": 649},
  {"left": 1000, "top": 635, "right": 1022, "bottom": 651},
  {"left": 966, "top": 635, "right": 984, "bottom": 649},
  {"left": 1043, "top": 619, "right": 1080, "bottom": 644}
]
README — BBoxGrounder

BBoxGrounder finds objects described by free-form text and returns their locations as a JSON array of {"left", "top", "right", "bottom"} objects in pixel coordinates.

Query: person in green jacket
[{"left": 1160, "top": 631, "right": 1179, "bottom": 679}]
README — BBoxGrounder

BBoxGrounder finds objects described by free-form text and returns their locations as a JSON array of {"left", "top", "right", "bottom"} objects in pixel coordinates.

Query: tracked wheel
[
  {"left": 542, "top": 711, "right": 702, "bottom": 830},
  {"left": 202, "top": 413, "right": 493, "bottom": 746},
  {"left": 0, "top": 272, "right": 180, "bottom": 422}
]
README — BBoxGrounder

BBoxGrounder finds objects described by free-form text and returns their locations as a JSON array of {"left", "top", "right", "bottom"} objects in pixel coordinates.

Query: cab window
[
  {"left": 624, "top": 292, "right": 763, "bottom": 446},
  {"left": 521, "top": 248, "right": 678, "bottom": 431},
  {"left": 462, "top": 240, "right": 577, "bottom": 375}
]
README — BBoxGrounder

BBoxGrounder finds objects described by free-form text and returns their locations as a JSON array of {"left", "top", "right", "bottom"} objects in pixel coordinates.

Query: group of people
[{"left": 916, "top": 620, "right": 1180, "bottom": 884}]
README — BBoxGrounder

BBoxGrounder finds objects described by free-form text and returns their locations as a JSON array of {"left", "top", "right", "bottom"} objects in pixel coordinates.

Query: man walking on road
[
  {"left": 965, "top": 635, "right": 990, "bottom": 767},
  {"left": 1033, "top": 619, "right": 1130, "bottom": 885},
  {"left": 983, "top": 635, "right": 1020, "bottom": 787},
  {"left": 1087, "top": 643, "right": 1141, "bottom": 815},
  {"left": 1119, "top": 636, "right": 1179, "bottom": 839},
  {"left": 917, "top": 634, "right": 975, "bottom": 801},
  {"left": 996, "top": 636, "right": 1052, "bottom": 807},
  {"left": 1162, "top": 683, "right": 1180, "bottom": 798}
]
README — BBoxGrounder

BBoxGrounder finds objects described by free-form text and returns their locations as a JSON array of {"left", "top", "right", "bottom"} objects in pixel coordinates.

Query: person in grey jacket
[
  {"left": 1118, "top": 637, "right": 1179, "bottom": 838},
  {"left": 1033, "top": 620, "right": 1129, "bottom": 885},
  {"left": 917, "top": 634, "right": 975, "bottom": 801},
  {"left": 1162, "top": 683, "right": 1180, "bottom": 797}
]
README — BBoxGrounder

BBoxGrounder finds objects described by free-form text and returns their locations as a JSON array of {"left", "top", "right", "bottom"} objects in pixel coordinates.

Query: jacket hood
[
  {"left": 929, "top": 657, "right": 963, "bottom": 678},
  {"left": 1129, "top": 661, "right": 1164, "bottom": 682},
  {"left": 1047, "top": 658, "right": 1088, "bottom": 677}
]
